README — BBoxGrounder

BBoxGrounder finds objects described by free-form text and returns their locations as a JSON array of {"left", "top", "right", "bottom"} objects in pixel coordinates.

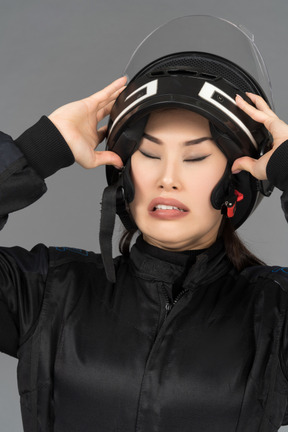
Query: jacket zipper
[
  {"left": 161, "top": 285, "right": 189, "bottom": 321},
  {"left": 135, "top": 285, "right": 190, "bottom": 431}
]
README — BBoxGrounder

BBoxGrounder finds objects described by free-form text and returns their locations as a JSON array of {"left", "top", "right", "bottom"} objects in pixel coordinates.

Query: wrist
[
  {"left": 15, "top": 116, "right": 75, "bottom": 179},
  {"left": 266, "top": 141, "right": 288, "bottom": 191}
]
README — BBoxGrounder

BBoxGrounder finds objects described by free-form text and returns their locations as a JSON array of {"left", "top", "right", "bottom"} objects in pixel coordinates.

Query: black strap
[
  {"left": 116, "top": 194, "right": 137, "bottom": 231},
  {"left": 100, "top": 160, "right": 138, "bottom": 282},
  {"left": 99, "top": 181, "right": 121, "bottom": 283}
]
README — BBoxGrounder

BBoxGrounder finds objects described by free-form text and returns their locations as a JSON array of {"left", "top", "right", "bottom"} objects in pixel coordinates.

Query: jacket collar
[{"left": 129, "top": 235, "right": 233, "bottom": 289}]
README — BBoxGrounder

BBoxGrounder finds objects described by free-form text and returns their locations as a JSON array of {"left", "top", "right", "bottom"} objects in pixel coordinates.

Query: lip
[
  {"left": 148, "top": 197, "right": 189, "bottom": 212},
  {"left": 148, "top": 197, "right": 190, "bottom": 220}
]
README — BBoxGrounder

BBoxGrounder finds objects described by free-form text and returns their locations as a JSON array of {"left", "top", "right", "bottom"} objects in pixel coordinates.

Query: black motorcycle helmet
[{"left": 100, "top": 15, "right": 274, "bottom": 282}]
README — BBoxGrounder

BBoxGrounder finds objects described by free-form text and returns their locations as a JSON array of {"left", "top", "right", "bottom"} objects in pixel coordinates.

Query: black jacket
[{"left": 1, "top": 117, "right": 288, "bottom": 432}]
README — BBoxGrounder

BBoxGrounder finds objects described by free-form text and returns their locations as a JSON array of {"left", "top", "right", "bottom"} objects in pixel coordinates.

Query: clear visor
[{"left": 124, "top": 15, "right": 273, "bottom": 108}]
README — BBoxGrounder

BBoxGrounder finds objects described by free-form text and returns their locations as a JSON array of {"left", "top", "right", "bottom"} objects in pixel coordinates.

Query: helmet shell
[{"left": 106, "top": 15, "right": 274, "bottom": 228}]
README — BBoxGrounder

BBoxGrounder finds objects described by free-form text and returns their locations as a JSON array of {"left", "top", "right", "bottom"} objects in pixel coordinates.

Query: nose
[{"left": 158, "top": 159, "right": 181, "bottom": 191}]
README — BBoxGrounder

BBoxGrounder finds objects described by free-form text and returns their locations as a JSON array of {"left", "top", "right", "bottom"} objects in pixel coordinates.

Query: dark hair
[
  {"left": 119, "top": 216, "right": 265, "bottom": 272},
  {"left": 217, "top": 217, "right": 265, "bottom": 270}
]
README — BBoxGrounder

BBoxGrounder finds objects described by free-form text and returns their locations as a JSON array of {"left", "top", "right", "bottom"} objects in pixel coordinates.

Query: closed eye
[
  {"left": 139, "top": 150, "right": 160, "bottom": 159},
  {"left": 184, "top": 155, "right": 211, "bottom": 162}
]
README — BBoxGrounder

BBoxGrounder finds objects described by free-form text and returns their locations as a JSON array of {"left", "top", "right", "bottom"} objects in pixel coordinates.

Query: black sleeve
[
  {"left": 0, "top": 244, "right": 49, "bottom": 358},
  {"left": 0, "top": 116, "right": 74, "bottom": 229},
  {"left": 266, "top": 140, "right": 288, "bottom": 222},
  {"left": 0, "top": 117, "right": 74, "bottom": 357},
  {"left": 15, "top": 115, "right": 74, "bottom": 179}
]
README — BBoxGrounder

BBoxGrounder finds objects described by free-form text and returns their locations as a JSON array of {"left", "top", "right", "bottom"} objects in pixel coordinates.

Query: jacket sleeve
[
  {"left": 0, "top": 115, "right": 74, "bottom": 228},
  {"left": 0, "top": 116, "right": 74, "bottom": 357},
  {"left": 266, "top": 140, "right": 288, "bottom": 222},
  {"left": 267, "top": 141, "right": 288, "bottom": 424},
  {"left": 0, "top": 244, "right": 49, "bottom": 357}
]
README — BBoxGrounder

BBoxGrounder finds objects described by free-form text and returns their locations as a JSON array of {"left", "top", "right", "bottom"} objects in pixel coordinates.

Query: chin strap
[
  {"left": 99, "top": 160, "right": 136, "bottom": 283},
  {"left": 99, "top": 180, "right": 122, "bottom": 283}
]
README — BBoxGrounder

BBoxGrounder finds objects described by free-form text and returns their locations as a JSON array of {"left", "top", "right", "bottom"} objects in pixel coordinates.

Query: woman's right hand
[{"left": 48, "top": 76, "right": 127, "bottom": 169}]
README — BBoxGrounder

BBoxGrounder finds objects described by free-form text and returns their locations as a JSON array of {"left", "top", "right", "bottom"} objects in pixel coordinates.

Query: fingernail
[
  {"left": 236, "top": 94, "right": 243, "bottom": 100},
  {"left": 113, "top": 165, "right": 123, "bottom": 170},
  {"left": 232, "top": 169, "right": 241, "bottom": 174}
]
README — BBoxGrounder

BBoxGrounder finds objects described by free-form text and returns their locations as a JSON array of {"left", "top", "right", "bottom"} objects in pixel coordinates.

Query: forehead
[{"left": 145, "top": 108, "right": 210, "bottom": 135}]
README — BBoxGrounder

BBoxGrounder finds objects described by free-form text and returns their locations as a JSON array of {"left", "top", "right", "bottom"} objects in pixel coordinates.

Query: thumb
[
  {"left": 231, "top": 155, "right": 268, "bottom": 180},
  {"left": 231, "top": 156, "right": 257, "bottom": 175},
  {"left": 92, "top": 150, "right": 124, "bottom": 169}
]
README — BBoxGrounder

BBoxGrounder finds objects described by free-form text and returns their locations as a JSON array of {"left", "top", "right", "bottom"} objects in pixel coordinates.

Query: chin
[
  {"left": 143, "top": 233, "right": 203, "bottom": 251},
  {"left": 142, "top": 223, "right": 220, "bottom": 251}
]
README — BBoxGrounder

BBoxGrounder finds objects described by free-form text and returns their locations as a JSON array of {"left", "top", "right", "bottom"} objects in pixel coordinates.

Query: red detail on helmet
[
  {"left": 234, "top": 190, "right": 244, "bottom": 202},
  {"left": 226, "top": 190, "right": 244, "bottom": 218},
  {"left": 227, "top": 205, "right": 236, "bottom": 218}
]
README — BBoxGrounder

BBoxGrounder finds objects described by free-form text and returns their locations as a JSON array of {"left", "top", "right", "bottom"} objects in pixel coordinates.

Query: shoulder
[
  {"left": 48, "top": 246, "right": 103, "bottom": 267},
  {"left": 241, "top": 264, "right": 288, "bottom": 293},
  {"left": 48, "top": 246, "right": 124, "bottom": 275}
]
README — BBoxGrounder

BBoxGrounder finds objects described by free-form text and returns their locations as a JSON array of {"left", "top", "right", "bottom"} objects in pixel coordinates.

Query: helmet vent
[
  {"left": 167, "top": 69, "right": 198, "bottom": 76},
  {"left": 198, "top": 72, "right": 217, "bottom": 79},
  {"left": 151, "top": 69, "right": 199, "bottom": 77},
  {"left": 139, "top": 53, "right": 260, "bottom": 94},
  {"left": 150, "top": 70, "right": 166, "bottom": 76},
  {"left": 150, "top": 69, "right": 217, "bottom": 79}
]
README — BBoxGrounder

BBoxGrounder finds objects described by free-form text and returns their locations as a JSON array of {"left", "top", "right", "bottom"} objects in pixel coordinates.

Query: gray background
[{"left": 0, "top": 0, "right": 288, "bottom": 430}]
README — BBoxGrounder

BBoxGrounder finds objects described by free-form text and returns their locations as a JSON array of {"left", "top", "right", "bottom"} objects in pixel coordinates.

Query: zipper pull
[
  {"left": 164, "top": 302, "right": 172, "bottom": 319},
  {"left": 165, "top": 302, "right": 172, "bottom": 312},
  {"left": 161, "top": 285, "right": 173, "bottom": 320}
]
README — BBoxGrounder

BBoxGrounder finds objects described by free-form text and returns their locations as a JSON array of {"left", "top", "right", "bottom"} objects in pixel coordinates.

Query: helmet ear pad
[
  {"left": 121, "top": 158, "right": 135, "bottom": 204},
  {"left": 209, "top": 122, "right": 259, "bottom": 227},
  {"left": 210, "top": 163, "right": 233, "bottom": 210},
  {"left": 114, "top": 158, "right": 137, "bottom": 231},
  {"left": 209, "top": 121, "right": 238, "bottom": 211}
]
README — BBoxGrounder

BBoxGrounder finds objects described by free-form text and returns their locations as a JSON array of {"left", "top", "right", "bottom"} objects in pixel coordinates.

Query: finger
[
  {"left": 92, "top": 150, "right": 123, "bottom": 169},
  {"left": 237, "top": 94, "right": 284, "bottom": 137},
  {"left": 96, "top": 85, "right": 126, "bottom": 111},
  {"left": 108, "top": 84, "right": 127, "bottom": 100},
  {"left": 90, "top": 77, "right": 127, "bottom": 105},
  {"left": 231, "top": 156, "right": 255, "bottom": 173},
  {"left": 96, "top": 100, "right": 115, "bottom": 122},
  {"left": 97, "top": 125, "right": 108, "bottom": 143},
  {"left": 235, "top": 95, "right": 269, "bottom": 123},
  {"left": 86, "top": 85, "right": 126, "bottom": 118},
  {"left": 245, "top": 92, "right": 277, "bottom": 117},
  {"left": 231, "top": 155, "right": 268, "bottom": 180},
  {"left": 100, "top": 76, "right": 127, "bottom": 97}
]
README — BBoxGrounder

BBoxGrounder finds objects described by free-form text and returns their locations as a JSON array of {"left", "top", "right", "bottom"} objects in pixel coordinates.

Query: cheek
[
  {"left": 129, "top": 156, "right": 153, "bottom": 218},
  {"left": 186, "top": 164, "right": 226, "bottom": 206},
  {"left": 185, "top": 183, "right": 214, "bottom": 215},
  {"left": 130, "top": 154, "right": 157, "bottom": 196}
]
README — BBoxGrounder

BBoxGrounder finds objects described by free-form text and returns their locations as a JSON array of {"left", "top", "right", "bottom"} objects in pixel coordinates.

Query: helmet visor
[{"left": 124, "top": 15, "right": 273, "bottom": 108}]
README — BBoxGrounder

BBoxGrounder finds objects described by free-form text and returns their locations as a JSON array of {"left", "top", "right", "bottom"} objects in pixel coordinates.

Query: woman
[{"left": 1, "top": 15, "right": 288, "bottom": 432}]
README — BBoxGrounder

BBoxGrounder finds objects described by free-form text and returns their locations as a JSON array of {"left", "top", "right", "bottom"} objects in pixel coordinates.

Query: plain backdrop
[{"left": 0, "top": 0, "right": 288, "bottom": 430}]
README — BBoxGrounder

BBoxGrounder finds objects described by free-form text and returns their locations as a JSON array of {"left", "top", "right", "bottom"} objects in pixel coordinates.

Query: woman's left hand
[{"left": 231, "top": 93, "right": 288, "bottom": 180}]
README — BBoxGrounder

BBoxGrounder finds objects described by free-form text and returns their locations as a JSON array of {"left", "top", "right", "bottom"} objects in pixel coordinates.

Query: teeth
[{"left": 154, "top": 205, "right": 184, "bottom": 211}]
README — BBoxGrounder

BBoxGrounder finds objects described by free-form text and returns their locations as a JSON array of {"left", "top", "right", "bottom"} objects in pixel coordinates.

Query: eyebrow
[{"left": 142, "top": 132, "right": 213, "bottom": 146}]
